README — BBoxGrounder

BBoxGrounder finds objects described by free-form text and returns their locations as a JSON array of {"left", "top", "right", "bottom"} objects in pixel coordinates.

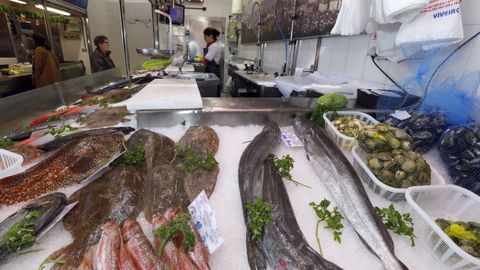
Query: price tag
[
  {"left": 188, "top": 191, "right": 224, "bottom": 254},
  {"left": 391, "top": 110, "right": 412, "bottom": 121},
  {"left": 280, "top": 126, "right": 304, "bottom": 148}
]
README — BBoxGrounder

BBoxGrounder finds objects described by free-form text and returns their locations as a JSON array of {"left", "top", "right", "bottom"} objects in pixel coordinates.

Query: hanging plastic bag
[
  {"left": 331, "top": 0, "right": 372, "bottom": 35},
  {"left": 383, "top": 0, "right": 428, "bottom": 23},
  {"left": 395, "top": 0, "right": 464, "bottom": 49},
  {"left": 439, "top": 123, "right": 480, "bottom": 195}
]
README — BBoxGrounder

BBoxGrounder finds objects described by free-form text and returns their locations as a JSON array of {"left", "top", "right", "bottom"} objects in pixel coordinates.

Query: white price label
[
  {"left": 280, "top": 126, "right": 304, "bottom": 148},
  {"left": 391, "top": 110, "right": 412, "bottom": 121},
  {"left": 188, "top": 191, "right": 224, "bottom": 254}
]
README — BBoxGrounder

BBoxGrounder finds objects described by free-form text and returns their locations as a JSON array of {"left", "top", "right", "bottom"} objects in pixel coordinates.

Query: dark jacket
[{"left": 92, "top": 48, "right": 115, "bottom": 73}]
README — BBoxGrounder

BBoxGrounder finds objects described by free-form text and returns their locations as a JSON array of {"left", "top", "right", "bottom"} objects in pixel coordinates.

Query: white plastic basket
[
  {"left": 323, "top": 111, "right": 378, "bottom": 151},
  {"left": 352, "top": 146, "right": 446, "bottom": 202},
  {"left": 0, "top": 149, "right": 23, "bottom": 179},
  {"left": 405, "top": 185, "right": 480, "bottom": 269}
]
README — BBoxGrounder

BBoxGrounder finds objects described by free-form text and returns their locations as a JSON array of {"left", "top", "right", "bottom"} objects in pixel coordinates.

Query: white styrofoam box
[
  {"left": 317, "top": 37, "right": 334, "bottom": 73},
  {"left": 295, "top": 39, "right": 318, "bottom": 69},
  {"left": 352, "top": 146, "right": 447, "bottom": 202},
  {"left": 262, "top": 41, "right": 288, "bottom": 74},
  {"left": 462, "top": 25, "right": 480, "bottom": 75},
  {"left": 405, "top": 185, "right": 480, "bottom": 269},
  {"left": 118, "top": 79, "right": 203, "bottom": 112},
  {"left": 362, "top": 40, "right": 388, "bottom": 85},
  {"left": 324, "top": 111, "right": 379, "bottom": 151}
]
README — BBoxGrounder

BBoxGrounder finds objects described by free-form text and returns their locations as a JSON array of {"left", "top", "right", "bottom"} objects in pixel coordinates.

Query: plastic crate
[
  {"left": 0, "top": 149, "right": 23, "bottom": 179},
  {"left": 352, "top": 146, "right": 446, "bottom": 202},
  {"left": 323, "top": 111, "right": 378, "bottom": 151},
  {"left": 405, "top": 185, "right": 480, "bottom": 269}
]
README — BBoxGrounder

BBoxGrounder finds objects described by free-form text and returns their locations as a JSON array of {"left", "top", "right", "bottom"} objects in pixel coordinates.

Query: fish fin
[{"left": 71, "top": 156, "right": 95, "bottom": 174}]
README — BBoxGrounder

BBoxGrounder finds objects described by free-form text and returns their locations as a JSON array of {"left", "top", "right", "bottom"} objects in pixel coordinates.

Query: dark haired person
[
  {"left": 202, "top": 27, "right": 222, "bottom": 79},
  {"left": 32, "top": 33, "right": 60, "bottom": 88},
  {"left": 92, "top": 35, "right": 115, "bottom": 73}
]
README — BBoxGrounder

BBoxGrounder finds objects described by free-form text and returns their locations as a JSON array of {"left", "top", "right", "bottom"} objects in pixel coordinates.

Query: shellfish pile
[
  {"left": 384, "top": 110, "right": 448, "bottom": 153},
  {"left": 439, "top": 124, "right": 480, "bottom": 195},
  {"left": 358, "top": 124, "right": 413, "bottom": 153},
  {"left": 332, "top": 116, "right": 367, "bottom": 138},
  {"left": 366, "top": 150, "right": 431, "bottom": 188}
]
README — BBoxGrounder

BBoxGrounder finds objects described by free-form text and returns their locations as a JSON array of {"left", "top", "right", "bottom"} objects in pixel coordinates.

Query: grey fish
[
  {"left": 36, "top": 127, "right": 135, "bottom": 152},
  {"left": 238, "top": 122, "right": 281, "bottom": 270},
  {"left": 177, "top": 125, "right": 220, "bottom": 201},
  {"left": 293, "top": 118, "right": 408, "bottom": 270},
  {"left": 0, "top": 193, "right": 66, "bottom": 263},
  {"left": 261, "top": 156, "right": 342, "bottom": 270}
]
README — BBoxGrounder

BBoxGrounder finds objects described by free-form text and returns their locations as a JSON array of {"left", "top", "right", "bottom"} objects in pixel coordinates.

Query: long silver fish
[
  {"left": 293, "top": 118, "right": 408, "bottom": 270},
  {"left": 239, "top": 121, "right": 281, "bottom": 270}
]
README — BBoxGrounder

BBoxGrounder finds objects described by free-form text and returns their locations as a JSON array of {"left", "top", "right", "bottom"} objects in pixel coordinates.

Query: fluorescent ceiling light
[
  {"left": 9, "top": 0, "right": 27, "bottom": 4},
  {"left": 35, "top": 4, "right": 71, "bottom": 16}
]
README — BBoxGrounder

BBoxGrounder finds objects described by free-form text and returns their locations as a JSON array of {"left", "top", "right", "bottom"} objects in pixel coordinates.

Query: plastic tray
[
  {"left": 323, "top": 111, "right": 378, "bottom": 151},
  {"left": 352, "top": 146, "right": 446, "bottom": 202},
  {"left": 405, "top": 185, "right": 480, "bottom": 269},
  {"left": 0, "top": 149, "right": 23, "bottom": 179}
]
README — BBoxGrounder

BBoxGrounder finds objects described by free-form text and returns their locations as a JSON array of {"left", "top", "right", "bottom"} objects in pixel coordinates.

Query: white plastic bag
[
  {"left": 395, "top": 0, "right": 464, "bottom": 48},
  {"left": 383, "top": 0, "right": 428, "bottom": 23},
  {"left": 331, "top": 0, "right": 372, "bottom": 35}
]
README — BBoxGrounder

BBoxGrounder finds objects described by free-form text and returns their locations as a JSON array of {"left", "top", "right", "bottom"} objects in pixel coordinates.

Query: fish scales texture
[
  {"left": 96, "top": 222, "right": 122, "bottom": 270},
  {"left": 49, "top": 164, "right": 144, "bottom": 269},
  {"left": 152, "top": 214, "right": 181, "bottom": 270},
  {"left": 178, "top": 126, "right": 220, "bottom": 201},
  {"left": 84, "top": 106, "right": 130, "bottom": 129},
  {"left": 187, "top": 221, "right": 210, "bottom": 270},
  {"left": 238, "top": 122, "right": 281, "bottom": 270},
  {"left": 36, "top": 127, "right": 134, "bottom": 152},
  {"left": 7, "top": 144, "right": 45, "bottom": 164},
  {"left": 122, "top": 219, "right": 162, "bottom": 270},
  {"left": 128, "top": 129, "right": 190, "bottom": 221},
  {"left": 260, "top": 157, "right": 342, "bottom": 270},
  {"left": 0, "top": 134, "right": 124, "bottom": 205},
  {"left": 119, "top": 243, "right": 137, "bottom": 270},
  {"left": 293, "top": 119, "right": 408, "bottom": 270}
]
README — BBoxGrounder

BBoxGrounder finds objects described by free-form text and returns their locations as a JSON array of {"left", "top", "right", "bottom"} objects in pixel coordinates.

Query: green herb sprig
[
  {"left": 118, "top": 143, "right": 145, "bottom": 166},
  {"left": 45, "top": 124, "right": 77, "bottom": 139},
  {"left": 175, "top": 145, "right": 218, "bottom": 173},
  {"left": 310, "top": 199, "right": 344, "bottom": 255},
  {"left": 38, "top": 258, "right": 65, "bottom": 270},
  {"left": 153, "top": 214, "right": 195, "bottom": 255},
  {"left": 375, "top": 204, "right": 416, "bottom": 246},
  {"left": 245, "top": 199, "right": 273, "bottom": 245},
  {"left": 273, "top": 155, "right": 311, "bottom": 189},
  {"left": 2, "top": 210, "right": 42, "bottom": 252},
  {"left": 0, "top": 136, "right": 14, "bottom": 149}
]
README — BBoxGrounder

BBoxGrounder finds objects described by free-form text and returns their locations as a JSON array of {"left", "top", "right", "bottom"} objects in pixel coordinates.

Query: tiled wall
[{"left": 238, "top": 0, "right": 480, "bottom": 89}]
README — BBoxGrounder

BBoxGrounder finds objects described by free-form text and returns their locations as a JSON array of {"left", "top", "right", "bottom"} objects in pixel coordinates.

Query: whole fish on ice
[{"left": 294, "top": 118, "right": 408, "bottom": 270}]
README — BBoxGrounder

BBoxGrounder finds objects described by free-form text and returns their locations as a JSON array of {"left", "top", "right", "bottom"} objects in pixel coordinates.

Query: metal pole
[
  {"left": 313, "top": 37, "right": 322, "bottom": 72},
  {"left": 118, "top": 0, "right": 131, "bottom": 80},
  {"left": 41, "top": 0, "right": 55, "bottom": 53},
  {"left": 151, "top": 2, "right": 159, "bottom": 50},
  {"left": 81, "top": 17, "right": 94, "bottom": 73},
  {"left": 287, "top": 0, "right": 297, "bottom": 75}
]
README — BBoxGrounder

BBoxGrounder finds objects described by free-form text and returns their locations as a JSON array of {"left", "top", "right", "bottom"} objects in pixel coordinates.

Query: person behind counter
[
  {"left": 32, "top": 33, "right": 60, "bottom": 88},
  {"left": 202, "top": 27, "right": 222, "bottom": 79},
  {"left": 92, "top": 35, "right": 116, "bottom": 73}
]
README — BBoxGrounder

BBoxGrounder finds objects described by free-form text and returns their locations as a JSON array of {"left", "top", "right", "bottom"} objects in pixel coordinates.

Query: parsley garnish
[
  {"left": 310, "top": 199, "right": 344, "bottom": 255},
  {"left": 175, "top": 145, "right": 218, "bottom": 173},
  {"left": 245, "top": 199, "right": 273, "bottom": 245},
  {"left": 273, "top": 155, "right": 311, "bottom": 189},
  {"left": 45, "top": 124, "right": 77, "bottom": 139},
  {"left": 0, "top": 136, "right": 14, "bottom": 149},
  {"left": 118, "top": 143, "right": 145, "bottom": 166},
  {"left": 375, "top": 204, "right": 416, "bottom": 246},
  {"left": 153, "top": 214, "right": 195, "bottom": 255},
  {"left": 1, "top": 210, "right": 42, "bottom": 252}
]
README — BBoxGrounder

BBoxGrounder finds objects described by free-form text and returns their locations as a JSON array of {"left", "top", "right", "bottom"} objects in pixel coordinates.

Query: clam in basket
[
  {"left": 0, "top": 149, "right": 23, "bottom": 179},
  {"left": 323, "top": 111, "right": 378, "bottom": 151},
  {"left": 352, "top": 146, "right": 445, "bottom": 202},
  {"left": 405, "top": 185, "right": 480, "bottom": 269}
]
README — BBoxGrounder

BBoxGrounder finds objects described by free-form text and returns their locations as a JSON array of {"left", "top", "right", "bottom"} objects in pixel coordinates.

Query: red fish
[
  {"left": 122, "top": 219, "right": 162, "bottom": 270},
  {"left": 119, "top": 243, "right": 136, "bottom": 270},
  {"left": 96, "top": 222, "right": 122, "bottom": 270},
  {"left": 152, "top": 213, "right": 180, "bottom": 269},
  {"left": 79, "top": 247, "right": 95, "bottom": 270},
  {"left": 187, "top": 222, "right": 210, "bottom": 270}
]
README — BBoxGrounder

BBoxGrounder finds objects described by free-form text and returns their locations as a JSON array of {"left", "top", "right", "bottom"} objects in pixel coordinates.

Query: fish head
[{"left": 293, "top": 118, "right": 311, "bottom": 143}]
